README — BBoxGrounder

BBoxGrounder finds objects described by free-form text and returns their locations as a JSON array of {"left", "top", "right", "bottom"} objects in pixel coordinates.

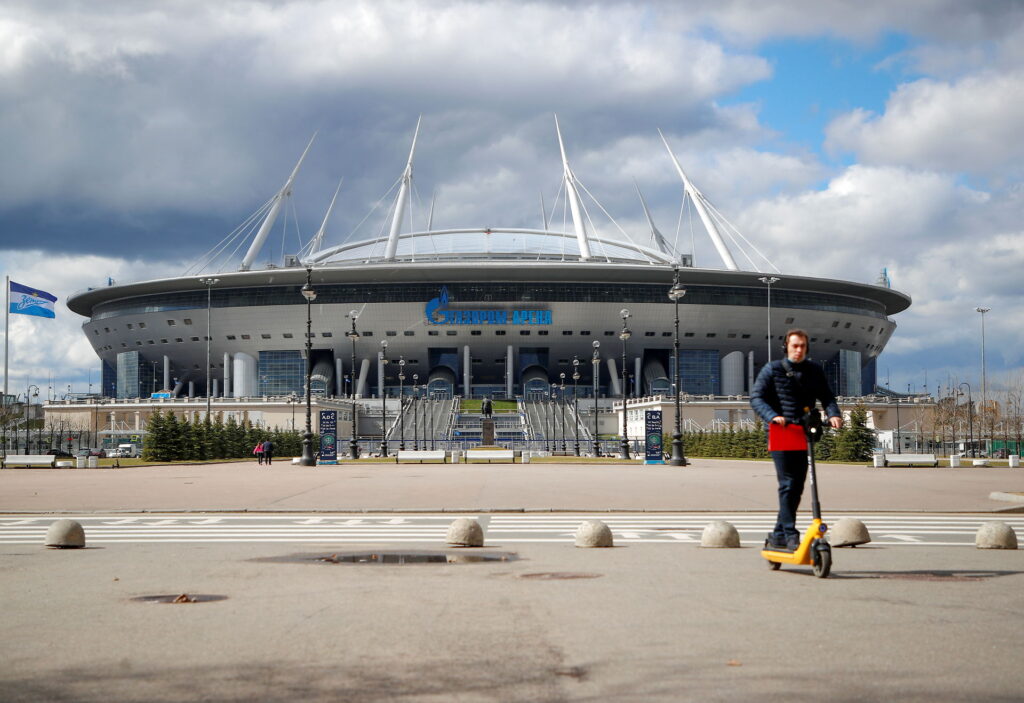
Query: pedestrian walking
[
  {"left": 262, "top": 439, "right": 274, "bottom": 465},
  {"left": 253, "top": 442, "right": 264, "bottom": 465}
]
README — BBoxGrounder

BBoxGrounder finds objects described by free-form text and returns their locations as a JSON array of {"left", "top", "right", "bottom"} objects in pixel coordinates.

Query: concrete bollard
[
  {"left": 949, "top": 454, "right": 961, "bottom": 468},
  {"left": 872, "top": 454, "right": 884, "bottom": 468},
  {"left": 975, "top": 522, "right": 1018, "bottom": 550},
  {"left": 700, "top": 520, "right": 740, "bottom": 548},
  {"left": 446, "top": 518, "right": 484, "bottom": 547},
  {"left": 1010, "top": 455, "right": 1020, "bottom": 468},
  {"left": 829, "top": 518, "right": 871, "bottom": 547},
  {"left": 575, "top": 520, "right": 614, "bottom": 548},
  {"left": 45, "top": 519, "right": 86, "bottom": 548}
]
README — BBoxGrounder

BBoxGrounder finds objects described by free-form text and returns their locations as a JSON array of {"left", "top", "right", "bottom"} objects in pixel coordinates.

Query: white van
[{"left": 117, "top": 443, "right": 139, "bottom": 458}]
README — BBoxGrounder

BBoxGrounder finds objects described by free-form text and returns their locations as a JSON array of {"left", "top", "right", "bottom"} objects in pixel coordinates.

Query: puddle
[
  {"left": 519, "top": 572, "right": 602, "bottom": 580},
  {"left": 253, "top": 550, "right": 518, "bottom": 565},
  {"left": 131, "top": 594, "right": 227, "bottom": 604}
]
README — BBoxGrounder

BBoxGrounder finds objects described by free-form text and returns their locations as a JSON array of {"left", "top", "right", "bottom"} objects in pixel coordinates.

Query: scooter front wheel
[
  {"left": 812, "top": 543, "right": 832, "bottom": 578},
  {"left": 767, "top": 560, "right": 781, "bottom": 570}
]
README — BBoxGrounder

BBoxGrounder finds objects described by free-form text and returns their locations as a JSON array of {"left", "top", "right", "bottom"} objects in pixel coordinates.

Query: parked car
[
  {"left": 45, "top": 448, "right": 74, "bottom": 458},
  {"left": 77, "top": 448, "right": 107, "bottom": 458}
]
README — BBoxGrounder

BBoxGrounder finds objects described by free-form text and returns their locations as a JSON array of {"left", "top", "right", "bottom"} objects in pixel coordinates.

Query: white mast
[
  {"left": 309, "top": 178, "right": 343, "bottom": 257},
  {"left": 658, "top": 129, "right": 739, "bottom": 271},
  {"left": 426, "top": 189, "right": 436, "bottom": 231},
  {"left": 539, "top": 192, "right": 548, "bottom": 230},
  {"left": 384, "top": 116, "right": 421, "bottom": 261},
  {"left": 239, "top": 133, "right": 317, "bottom": 271},
  {"left": 634, "top": 181, "right": 672, "bottom": 256},
  {"left": 554, "top": 115, "right": 592, "bottom": 261}
]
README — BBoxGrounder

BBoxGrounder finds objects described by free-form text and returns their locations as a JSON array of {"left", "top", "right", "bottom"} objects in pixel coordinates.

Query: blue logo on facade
[{"left": 425, "top": 286, "right": 552, "bottom": 325}]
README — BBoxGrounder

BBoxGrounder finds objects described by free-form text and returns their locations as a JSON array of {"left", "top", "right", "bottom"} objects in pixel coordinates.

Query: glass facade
[
  {"left": 101, "top": 360, "right": 117, "bottom": 398},
  {"left": 91, "top": 281, "right": 889, "bottom": 321},
  {"left": 116, "top": 351, "right": 140, "bottom": 399},
  {"left": 677, "top": 350, "right": 720, "bottom": 395},
  {"left": 824, "top": 349, "right": 862, "bottom": 397},
  {"left": 258, "top": 350, "right": 304, "bottom": 396}
]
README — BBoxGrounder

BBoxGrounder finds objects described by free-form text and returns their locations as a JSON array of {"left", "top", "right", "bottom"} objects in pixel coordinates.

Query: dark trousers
[
  {"left": 256, "top": 454, "right": 263, "bottom": 465},
  {"left": 264, "top": 452, "right": 272, "bottom": 465},
  {"left": 771, "top": 450, "right": 808, "bottom": 540}
]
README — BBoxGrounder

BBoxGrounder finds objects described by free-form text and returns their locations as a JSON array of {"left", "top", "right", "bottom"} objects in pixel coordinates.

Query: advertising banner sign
[
  {"left": 319, "top": 410, "right": 338, "bottom": 464},
  {"left": 644, "top": 410, "right": 664, "bottom": 464}
]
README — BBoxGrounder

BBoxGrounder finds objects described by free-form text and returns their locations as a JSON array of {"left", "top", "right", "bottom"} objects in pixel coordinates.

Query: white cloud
[{"left": 825, "top": 71, "right": 1024, "bottom": 177}]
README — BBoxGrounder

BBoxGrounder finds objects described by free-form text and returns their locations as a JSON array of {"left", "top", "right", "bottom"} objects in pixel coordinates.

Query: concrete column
[
  {"left": 223, "top": 352, "right": 231, "bottom": 398},
  {"left": 634, "top": 357, "right": 642, "bottom": 397},
  {"left": 336, "top": 358, "right": 344, "bottom": 397},
  {"left": 232, "top": 352, "right": 256, "bottom": 397},
  {"left": 356, "top": 358, "right": 370, "bottom": 398},
  {"left": 109, "top": 411, "right": 116, "bottom": 432},
  {"left": 747, "top": 351, "right": 755, "bottom": 394},
  {"left": 134, "top": 411, "right": 141, "bottom": 431},
  {"left": 212, "top": 379, "right": 219, "bottom": 398},
  {"left": 721, "top": 351, "right": 744, "bottom": 396},
  {"left": 506, "top": 345, "right": 514, "bottom": 398},
  {"left": 607, "top": 357, "right": 621, "bottom": 397},
  {"left": 163, "top": 355, "right": 170, "bottom": 391},
  {"left": 188, "top": 381, "right": 195, "bottom": 398},
  {"left": 463, "top": 345, "right": 471, "bottom": 398}
]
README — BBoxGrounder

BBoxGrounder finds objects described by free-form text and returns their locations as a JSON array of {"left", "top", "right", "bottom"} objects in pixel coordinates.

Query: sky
[{"left": 1, "top": 0, "right": 1022, "bottom": 401}]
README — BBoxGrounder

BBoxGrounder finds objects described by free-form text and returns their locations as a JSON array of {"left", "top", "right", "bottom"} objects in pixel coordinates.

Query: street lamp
[
  {"left": 668, "top": 265, "right": 688, "bottom": 466},
  {"left": 894, "top": 394, "right": 902, "bottom": 455},
  {"left": 25, "top": 384, "right": 39, "bottom": 453},
  {"left": 572, "top": 357, "right": 581, "bottom": 457},
  {"left": 959, "top": 382, "right": 975, "bottom": 458},
  {"left": 619, "top": 308, "right": 632, "bottom": 460},
  {"left": 398, "top": 357, "right": 406, "bottom": 451},
  {"left": 550, "top": 391, "right": 557, "bottom": 453},
  {"left": 199, "top": 277, "right": 219, "bottom": 418},
  {"left": 592, "top": 340, "right": 601, "bottom": 457},
  {"left": 559, "top": 372, "right": 567, "bottom": 453},
  {"left": 298, "top": 267, "right": 317, "bottom": 466},
  {"left": 288, "top": 393, "right": 297, "bottom": 431},
  {"left": 412, "top": 375, "right": 419, "bottom": 450},
  {"left": 759, "top": 276, "right": 780, "bottom": 363},
  {"left": 379, "top": 339, "right": 389, "bottom": 457},
  {"left": 347, "top": 311, "right": 360, "bottom": 460}
]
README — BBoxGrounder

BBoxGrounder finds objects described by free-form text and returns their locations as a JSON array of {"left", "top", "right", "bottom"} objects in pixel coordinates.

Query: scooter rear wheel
[
  {"left": 766, "top": 559, "right": 781, "bottom": 570},
  {"left": 812, "top": 544, "right": 832, "bottom": 578}
]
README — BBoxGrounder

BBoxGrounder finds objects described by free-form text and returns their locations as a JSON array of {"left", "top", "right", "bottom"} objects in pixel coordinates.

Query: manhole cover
[
  {"left": 131, "top": 594, "right": 227, "bottom": 604},
  {"left": 253, "top": 550, "right": 518, "bottom": 565},
  {"left": 519, "top": 572, "right": 603, "bottom": 580}
]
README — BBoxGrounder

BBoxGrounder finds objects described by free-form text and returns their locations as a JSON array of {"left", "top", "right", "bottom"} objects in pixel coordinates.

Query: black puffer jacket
[{"left": 750, "top": 359, "right": 841, "bottom": 425}]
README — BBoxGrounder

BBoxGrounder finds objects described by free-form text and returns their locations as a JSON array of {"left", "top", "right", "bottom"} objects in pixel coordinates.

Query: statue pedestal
[{"left": 481, "top": 419, "right": 495, "bottom": 446}]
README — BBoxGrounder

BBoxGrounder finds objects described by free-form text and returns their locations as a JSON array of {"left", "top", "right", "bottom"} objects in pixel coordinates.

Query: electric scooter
[{"left": 761, "top": 408, "right": 832, "bottom": 578}]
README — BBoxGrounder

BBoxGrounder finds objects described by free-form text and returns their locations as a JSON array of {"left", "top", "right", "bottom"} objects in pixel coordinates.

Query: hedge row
[{"left": 142, "top": 409, "right": 312, "bottom": 462}]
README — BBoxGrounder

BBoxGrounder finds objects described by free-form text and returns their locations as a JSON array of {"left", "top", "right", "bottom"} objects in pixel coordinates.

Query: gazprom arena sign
[{"left": 425, "top": 286, "right": 551, "bottom": 326}]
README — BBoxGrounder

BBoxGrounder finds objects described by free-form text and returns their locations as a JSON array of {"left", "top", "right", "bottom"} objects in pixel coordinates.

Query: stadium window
[
  {"left": 183, "top": 318, "right": 192, "bottom": 325},
  {"left": 282, "top": 333, "right": 293, "bottom": 338},
  {"left": 741, "top": 334, "right": 750, "bottom": 339},
  {"left": 604, "top": 331, "right": 614, "bottom": 336},
  {"left": 363, "top": 331, "right": 373, "bottom": 336},
  {"left": 867, "top": 326, "right": 874, "bottom": 332},
  {"left": 558, "top": 359, "right": 569, "bottom": 364},
  {"left": 126, "top": 323, "right": 133, "bottom": 330},
  {"left": 644, "top": 332, "right": 654, "bottom": 337},
  {"left": 471, "top": 330, "right": 482, "bottom": 336},
  {"left": 844, "top": 322, "right": 851, "bottom": 329},
  {"left": 727, "top": 333, "right": 736, "bottom": 338},
  {"left": 226, "top": 335, "right": 236, "bottom": 340},
  {"left": 831, "top": 321, "right": 840, "bottom": 327},
  {"left": 428, "top": 331, "right": 439, "bottom": 336},
  {"left": 445, "top": 330, "right": 457, "bottom": 336},
  {"left": 93, "top": 329, "right": 99, "bottom": 335},
  {"left": 495, "top": 330, "right": 506, "bottom": 336},
  {"left": 147, "top": 340, "right": 155, "bottom": 345},
  {"left": 322, "top": 332, "right": 333, "bottom": 338},
  {"left": 562, "top": 330, "right": 573, "bottom": 336},
  {"left": 662, "top": 332, "right": 672, "bottom": 337},
  {"left": 520, "top": 330, "right": 531, "bottom": 336},
  {"left": 785, "top": 317, "right": 794, "bottom": 324},
  {"left": 810, "top": 337, "right": 818, "bottom": 342},
  {"left": 835, "top": 339, "right": 842, "bottom": 344},
  {"left": 472, "top": 358, "right": 482, "bottom": 364},
  {"left": 538, "top": 330, "right": 548, "bottom": 336},
  {"left": 175, "top": 338, "right": 183, "bottom": 343},
  {"left": 138, "top": 322, "right": 146, "bottom": 328},
  {"left": 160, "top": 339, "right": 168, "bottom": 344},
  {"left": 261, "top": 334, "right": 271, "bottom": 339},
  {"left": 104, "top": 327, "right": 110, "bottom": 333},
  {"left": 166, "top": 320, "right": 175, "bottom": 327},
  {"left": 386, "top": 331, "right": 397, "bottom": 337},
  {"left": 190, "top": 337, "right": 199, "bottom": 342},
  {"left": 121, "top": 343, "right": 127, "bottom": 348},
  {"left": 706, "top": 333, "right": 716, "bottom": 338},
  {"left": 403, "top": 331, "right": 414, "bottom": 336},
  {"left": 580, "top": 331, "right": 591, "bottom": 336},
  {"left": 823, "top": 338, "right": 831, "bottom": 343},
  {"left": 684, "top": 332, "right": 695, "bottom": 338}
]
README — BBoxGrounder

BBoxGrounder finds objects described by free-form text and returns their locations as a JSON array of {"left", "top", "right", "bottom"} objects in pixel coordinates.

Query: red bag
[{"left": 768, "top": 422, "right": 808, "bottom": 451}]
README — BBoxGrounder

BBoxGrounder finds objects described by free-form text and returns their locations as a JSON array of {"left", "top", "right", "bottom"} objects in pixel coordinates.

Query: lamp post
[
  {"left": 347, "top": 311, "right": 360, "bottom": 460},
  {"left": 619, "top": 309, "right": 632, "bottom": 460},
  {"left": 668, "top": 265, "right": 688, "bottom": 466},
  {"left": 959, "top": 382, "right": 974, "bottom": 458},
  {"left": 298, "top": 267, "right": 317, "bottom": 466},
  {"left": 559, "top": 372, "right": 567, "bottom": 453},
  {"left": 592, "top": 340, "right": 601, "bottom": 457},
  {"left": 398, "top": 357, "right": 406, "bottom": 451},
  {"left": 759, "top": 276, "right": 780, "bottom": 363},
  {"left": 412, "top": 376, "right": 419, "bottom": 450},
  {"left": 976, "top": 307, "right": 990, "bottom": 454},
  {"left": 572, "top": 357, "right": 580, "bottom": 457},
  {"left": 894, "top": 395, "right": 901, "bottom": 454},
  {"left": 288, "top": 393, "right": 297, "bottom": 431},
  {"left": 549, "top": 392, "right": 556, "bottom": 453},
  {"left": 199, "top": 277, "right": 219, "bottom": 419},
  {"left": 379, "top": 339, "right": 389, "bottom": 457},
  {"left": 25, "top": 384, "right": 39, "bottom": 453},
  {"left": 429, "top": 391, "right": 435, "bottom": 451}
]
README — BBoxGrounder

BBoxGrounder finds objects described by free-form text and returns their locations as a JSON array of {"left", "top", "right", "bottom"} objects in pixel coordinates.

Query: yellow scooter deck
[{"left": 761, "top": 518, "right": 827, "bottom": 566}]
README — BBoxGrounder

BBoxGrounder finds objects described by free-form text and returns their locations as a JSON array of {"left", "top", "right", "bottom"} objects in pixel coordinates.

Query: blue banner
[
  {"left": 9, "top": 281, "right": 56, "bottom": 318},
  {"left": 319, "top": 410, "right": 338, "bottom": 464},
  {"left": 644, "top": 410, "right": 664, "bottom": 464}
]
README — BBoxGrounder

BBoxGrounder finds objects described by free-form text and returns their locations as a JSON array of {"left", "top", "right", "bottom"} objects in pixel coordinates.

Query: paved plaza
[{"left": 1, "top": 459, "right": 1023, "bottom": 701}]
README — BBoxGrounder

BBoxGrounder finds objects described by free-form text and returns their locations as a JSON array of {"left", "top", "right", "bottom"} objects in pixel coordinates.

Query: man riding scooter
[{"left": 750, "top": 329, "right": 842, "bottom": 552}]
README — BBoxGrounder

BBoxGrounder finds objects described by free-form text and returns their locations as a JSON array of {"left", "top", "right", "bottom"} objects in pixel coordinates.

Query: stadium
[{"left": 60, "top": 120, "right": 911, "bottom": 451}]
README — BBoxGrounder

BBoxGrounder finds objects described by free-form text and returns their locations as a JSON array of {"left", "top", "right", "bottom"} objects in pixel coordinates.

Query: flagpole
[{"left": 3, "top": 275, "right": 8, "bottom": 458}]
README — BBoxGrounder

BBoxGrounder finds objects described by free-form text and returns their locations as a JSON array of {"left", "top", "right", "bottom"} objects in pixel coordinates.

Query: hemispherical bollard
[
  {"left": 45, "top": 519, "right": 86, "bottom": 549},
  {"left": 446, "top": 518, "right": 484, "bottom": 547},
  {"left": 829, "top": 518, "right": 871, "bottom": 547},
  {"left": 975, "top": 521, "right": 1018, "bottom": 550},
  {"left": 700, "top": 520, "right": 740, "bottom": 548},
  {"left": 575, "top": 520, "right": 613, "bottom": 548}
]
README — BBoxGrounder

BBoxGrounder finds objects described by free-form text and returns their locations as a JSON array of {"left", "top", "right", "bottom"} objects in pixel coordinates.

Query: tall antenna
[
  {"left": 240, "top": 133, "right": 317, "bottom": 271},
  {"left": 384, "top": 115, "right": 421, "bottom": 261}
]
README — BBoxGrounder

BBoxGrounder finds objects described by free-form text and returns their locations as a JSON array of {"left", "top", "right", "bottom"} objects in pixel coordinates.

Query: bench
[
  {"left": 883, "top": 453, "right": 938, "bottom": 467},
  {"left": 2, "top": 454, "right": 57, "bottom": 468},
  {"left": 464, "top": 449, "right": 515, "bottom": 464},
  {"left": 396, "top": 450, "right": 447, "bottom": 464}
]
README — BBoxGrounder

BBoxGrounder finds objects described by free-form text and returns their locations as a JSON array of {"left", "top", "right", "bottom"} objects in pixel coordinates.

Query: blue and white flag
[{"left": 8, "top": 281, "right": 57, "bottom": 318}]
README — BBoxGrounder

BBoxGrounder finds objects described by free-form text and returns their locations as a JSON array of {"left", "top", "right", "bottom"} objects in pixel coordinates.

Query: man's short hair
[{"left": 784, "top": 329, "right": 809, "bottom": 346}]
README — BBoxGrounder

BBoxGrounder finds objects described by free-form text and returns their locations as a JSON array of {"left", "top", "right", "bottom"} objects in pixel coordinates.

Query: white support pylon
[
  {"left": 384, "top": 116, "right": 421, "bottom": 261},
  {"left": 554, "top": 115, "right": 592, "bottom": 261}
]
